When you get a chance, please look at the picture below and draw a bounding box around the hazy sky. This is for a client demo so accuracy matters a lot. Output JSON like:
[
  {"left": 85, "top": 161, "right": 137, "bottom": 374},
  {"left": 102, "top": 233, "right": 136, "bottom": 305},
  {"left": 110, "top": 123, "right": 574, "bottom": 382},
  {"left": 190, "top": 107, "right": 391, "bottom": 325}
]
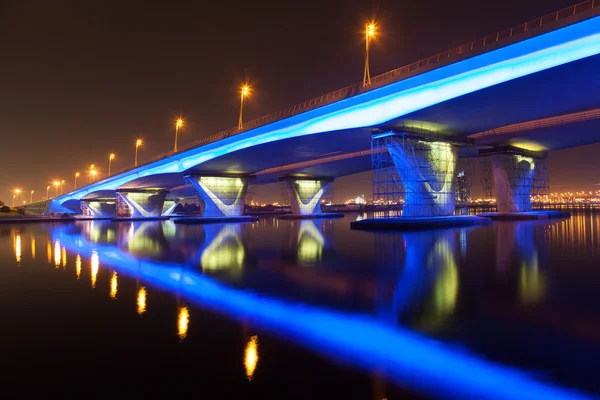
[{"left": 1, "top": 0, "right": 596, "bottom": 205}]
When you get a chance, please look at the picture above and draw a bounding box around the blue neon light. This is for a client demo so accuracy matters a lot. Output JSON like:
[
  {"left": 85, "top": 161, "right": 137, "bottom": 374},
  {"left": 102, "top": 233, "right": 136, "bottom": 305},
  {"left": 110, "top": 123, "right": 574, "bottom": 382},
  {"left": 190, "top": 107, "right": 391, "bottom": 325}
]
[
  {"left": 57, "top": 15, "right": 600, "bottom": 204},
  {"left": 53, "top": 226, "right": 592, "bottom": 400}
]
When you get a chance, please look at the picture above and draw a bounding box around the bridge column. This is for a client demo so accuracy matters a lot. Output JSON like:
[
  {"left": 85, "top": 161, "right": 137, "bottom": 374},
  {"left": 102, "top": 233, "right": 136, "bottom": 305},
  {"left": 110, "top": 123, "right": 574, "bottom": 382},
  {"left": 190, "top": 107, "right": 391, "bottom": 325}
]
[
  {"left": 387, "top": 139, "right": 458, "bottom": 217},
  {"left": 283, "top": 178, "right": 332, "bottom": 215},
  {"left": 186, "top": 175, "right": 250, "bottom": 217},
  {"left": 490, "top": 153, "right": 536, "bottom": 212},
  {"left": 116, "top": 189, "right": 167, "bottom": 218},
  {"left": 81, "top": 199, "right": 117, "bottom": 218}
]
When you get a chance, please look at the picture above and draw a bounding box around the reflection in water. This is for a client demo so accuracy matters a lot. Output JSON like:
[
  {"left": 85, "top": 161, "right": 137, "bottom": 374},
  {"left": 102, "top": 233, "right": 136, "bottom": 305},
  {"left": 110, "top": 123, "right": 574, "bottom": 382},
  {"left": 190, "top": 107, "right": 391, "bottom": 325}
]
[
  {"left": 54, "top": 240, "right": 61, "bottom": 267},
  {"left": 200, "top": 224, "right": 244, "bottom": 273},
  {"left": 15, "top": 234, "right": 21, "bottom": 263},
  {"left": 110, "top": 271, "right": 118, "bottom": 299},
  {"left": 137, "top": 287, "right": 147, "bottom": 315},
  {"left": 245, "top": 335, "right": 259, "bottom": 381},
  {"left": 50, "top": 223, "right": 592, "bottom": 399},
  {"left": 61, "top": 247, "right": 67, "bottom": 268},
  {"left": 75, "top": 254, "right": 82, "bottom": 279},
  {"left": 296, "top": 220, "right": 325, "bottom": 264},
  {"left": 47, "top": 242, "right": 52, "bottom": 264},
  {"left": 31, "top": 236, "right": 35, "bottom": 260},
  {"left": 91, "top": 251, "right": 99, "bottom": 288},
  {"left": 177, "top": 305, "right": 189, "bottom": 340},
  {"left": 429, "top": 240, "right": 458, "bottom": 317}
]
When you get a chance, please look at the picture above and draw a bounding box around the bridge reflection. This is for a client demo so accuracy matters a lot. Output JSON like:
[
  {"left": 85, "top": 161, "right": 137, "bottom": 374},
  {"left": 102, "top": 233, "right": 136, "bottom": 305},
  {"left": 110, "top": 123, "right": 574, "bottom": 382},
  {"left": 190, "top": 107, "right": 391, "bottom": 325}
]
[{"left": 47, "top": 221, "right": 589, "bottom": 400}]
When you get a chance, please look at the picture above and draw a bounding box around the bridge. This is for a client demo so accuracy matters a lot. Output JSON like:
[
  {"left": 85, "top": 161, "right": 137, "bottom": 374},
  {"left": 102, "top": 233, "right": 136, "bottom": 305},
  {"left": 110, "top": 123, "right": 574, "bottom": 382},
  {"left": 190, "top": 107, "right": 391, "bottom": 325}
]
[{"left": 26, "top": 1, "right": 600, "bottom": 218}]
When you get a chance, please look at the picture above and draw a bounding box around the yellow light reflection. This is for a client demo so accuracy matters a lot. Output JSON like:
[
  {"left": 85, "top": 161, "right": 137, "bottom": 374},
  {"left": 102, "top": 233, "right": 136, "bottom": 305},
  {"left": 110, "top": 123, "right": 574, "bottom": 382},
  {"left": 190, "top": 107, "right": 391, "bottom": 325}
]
[
  {"left": 519, "top": 253, "right": 546, "bottom": 304},
  {"left": 137, "top": 287, "right": 147, "bottom": 315},
  {"left": 15, "top": 234, "right": 21, "bottom": 263},
  {"left": 47, "top": 242, "right": 52, "bottom": 264},
  {"left": 75, "top": 255, "right": 82, "bottom": 279},
  {"left": 110, "top": 271, "right": 118, "bottom": 299},
  {"left": 61, "top": 247, "right": 67, "bottom": 268},
  {"left": 31, "top": 236, "right": 36, "bottom": 259},
  {"left": 245, "top": 335, "right": 259, "bottom": 381},
  {"left": 296, "top": 220, "right": 325, "bottom": 264},
  {"left": 91, "top": 251, "right": 99, "bottom": 288},
  {"left": 54, "top": 240, "right": 61, "bottom": 267},
  {"left": 177, "top": 305, "right": 190, "bottom": 340}
]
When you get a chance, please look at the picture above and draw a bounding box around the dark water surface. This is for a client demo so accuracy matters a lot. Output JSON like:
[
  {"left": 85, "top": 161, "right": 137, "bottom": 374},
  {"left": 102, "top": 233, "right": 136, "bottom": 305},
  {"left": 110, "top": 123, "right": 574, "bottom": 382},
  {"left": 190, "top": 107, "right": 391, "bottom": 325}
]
[{"left": 1, "top": 213, "right": 600, "bottom": 398}]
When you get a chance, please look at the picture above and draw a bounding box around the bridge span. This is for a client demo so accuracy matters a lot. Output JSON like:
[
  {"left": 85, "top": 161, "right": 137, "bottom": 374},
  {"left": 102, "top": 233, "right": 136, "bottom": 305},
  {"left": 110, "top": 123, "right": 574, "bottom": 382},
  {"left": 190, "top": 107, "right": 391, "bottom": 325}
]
[{"left": 26, "top": 2, "right": 600, "bottom": 218}]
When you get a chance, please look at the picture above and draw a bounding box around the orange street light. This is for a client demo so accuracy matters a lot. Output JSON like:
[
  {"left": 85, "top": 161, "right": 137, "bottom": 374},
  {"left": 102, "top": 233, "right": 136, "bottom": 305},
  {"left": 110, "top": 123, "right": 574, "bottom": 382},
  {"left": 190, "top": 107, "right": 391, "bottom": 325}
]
[
  {"left": 135, "top": 139, "right": 143, "bottom": 167},
  {"left": 53, "top": 181, "right": 60, "bottom": 197},
  {"left": 239, "top": 84, "right": 251, "bottom": 129},
  {"left": 74, "top": 172, "right": 80, "bottom": 190},
  {"left": 60, "top": 180, "right": 65, "bottom": 195},
  {"left": 108, "top": 153, "right": 115, "bottom": 176},
  {"left": 46, "top": 185, "right": 50, "bottom": 200},
  {"left": 363, "top": 21, "right": 377, "bottom": 86},
  {"left": 30, "top": 190, "right": 34, "bottom": 203},
  {"left": 174, "top": 118, "right": 184, "bottom": 152}
]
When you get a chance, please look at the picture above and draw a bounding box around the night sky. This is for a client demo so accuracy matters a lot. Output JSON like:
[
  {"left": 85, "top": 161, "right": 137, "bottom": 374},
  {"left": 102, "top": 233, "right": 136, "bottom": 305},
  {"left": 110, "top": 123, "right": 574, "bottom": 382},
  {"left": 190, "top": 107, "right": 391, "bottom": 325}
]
[{"left": 2, "top": 0, "right": 598, "bottom": 205}]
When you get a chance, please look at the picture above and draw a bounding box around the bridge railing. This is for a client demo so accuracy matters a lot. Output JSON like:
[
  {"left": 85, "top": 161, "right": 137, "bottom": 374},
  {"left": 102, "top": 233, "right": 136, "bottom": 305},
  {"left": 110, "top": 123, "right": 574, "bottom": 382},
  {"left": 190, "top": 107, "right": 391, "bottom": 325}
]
[{"left": 107, "top": 0, "right": 598, "bottom": 179}]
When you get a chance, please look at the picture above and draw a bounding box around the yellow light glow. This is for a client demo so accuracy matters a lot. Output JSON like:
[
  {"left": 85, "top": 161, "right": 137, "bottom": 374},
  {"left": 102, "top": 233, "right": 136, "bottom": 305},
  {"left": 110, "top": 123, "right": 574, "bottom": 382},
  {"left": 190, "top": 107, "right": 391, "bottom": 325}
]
[
  {"left": 90, "top": 170, "right": 97, "bottom": 176},
  {"left": 176, "top": 118, "right": 184, "bottom": 129},
  {"left": 136, "top": 138, "right": 143, "bottom": 147},
  {"left": 109, "top": 153, "right": 115, "bottom": 160},
  {"left": 110, "top": 271, "right": 118, "bottom": 299},
  {"left": 178, "top": 305, "right": 190, "bottom": 340},
  {"left": 76, "top": 254, "right": 81, "bottom": 279},
  {"left": 53, "top": 181, "right": 60, "bottom": 187},
  {"left": 47, "top": 242, "right": 52, "bottom": 264},
  {"left": 61, "top": 247, "right": 67, "bottom": 268},
  {"left": 241, "top": 84, "right": 250, "bottom": 97},
  {"left": 54, "top": 240, "right": 61, "bottom": 267},
  {"left": 91, "top": 250, "right": 99, "bottom": 288},
  {"left": 31, "top": 236, "right": 35, "bottom": 259},
  {"left": 15, "top": 234, "right": 21, "bottom": 263},
  {"left": 366, "top": 22, "right": 376, "bottom": 38},
  {"left": 244, "top": 335, "right": 259, "bottom": 381},
  {"left": 137, "top": 287, "right": 147, "bottom": 315},
  {"left": 75, "top": 172, "right": 80, "bottom": 177},
  {"left": 14, "top": 188, "right": 21, "bottom": 194}
]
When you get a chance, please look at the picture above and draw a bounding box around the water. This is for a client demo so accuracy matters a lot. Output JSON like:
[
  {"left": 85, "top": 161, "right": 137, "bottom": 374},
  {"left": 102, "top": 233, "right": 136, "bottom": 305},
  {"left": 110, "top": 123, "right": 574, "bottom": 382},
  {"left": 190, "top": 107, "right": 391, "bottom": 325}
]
[{"left": 1, "top": 213, "right": 600, "bottom": 398}]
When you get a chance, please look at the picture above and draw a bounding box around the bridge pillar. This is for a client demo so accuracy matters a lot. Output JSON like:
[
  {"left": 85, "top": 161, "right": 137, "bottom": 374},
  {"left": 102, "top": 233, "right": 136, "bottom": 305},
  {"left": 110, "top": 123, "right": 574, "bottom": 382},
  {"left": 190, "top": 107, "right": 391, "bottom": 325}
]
[
  {"left": 283, "top": 178, "right": 332, "bottom": 215},
  {"left": 81, "top": 199, "right": 117, "bottom": 218},
  {"left": 186, "top": 175, "right": 250, "bottom": 218},
  {"left": 490, "top": 153, "right": 536, "bottom": 213},
  {"left": 116, "top": 189, "right": 167, "bottom": 218},
  {"left": 387, "top": 139, "right": 458, "bottom": 217},
  {"left": 161, "top": 199, "right": 180, "bottom": 217}
]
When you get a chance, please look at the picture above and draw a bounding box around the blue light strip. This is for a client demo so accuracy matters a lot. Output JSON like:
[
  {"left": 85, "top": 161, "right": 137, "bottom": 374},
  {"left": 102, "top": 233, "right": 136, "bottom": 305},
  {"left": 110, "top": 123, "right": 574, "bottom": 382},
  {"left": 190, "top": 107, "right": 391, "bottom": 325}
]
[
  {"left": 57, "top": 16, "right": 600, "bottom": 204},
  {"left": 53, "top": 227, "right": 592, "bottom": 400}
]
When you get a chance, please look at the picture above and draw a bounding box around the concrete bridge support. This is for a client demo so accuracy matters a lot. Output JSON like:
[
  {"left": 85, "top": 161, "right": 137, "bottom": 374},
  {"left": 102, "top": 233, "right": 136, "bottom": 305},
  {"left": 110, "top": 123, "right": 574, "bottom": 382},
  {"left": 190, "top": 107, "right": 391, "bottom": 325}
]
[
  {"left": 490, "top": 154, "right": 536, "bottom": 213},
  {"left": 116, "top": 190, "right": 167, "bottom": 218},
  {"left": 81, "top": 199, "right": 117, "bottom": 218},
  {"left": 387, "top": 140, "right": 458, "bottom": 217},
  {"left": 284, "top": 178, "right": 332, "bottom": 215},
  {"left": 186, "top": 175, "right": 250, "bottom": 218}
]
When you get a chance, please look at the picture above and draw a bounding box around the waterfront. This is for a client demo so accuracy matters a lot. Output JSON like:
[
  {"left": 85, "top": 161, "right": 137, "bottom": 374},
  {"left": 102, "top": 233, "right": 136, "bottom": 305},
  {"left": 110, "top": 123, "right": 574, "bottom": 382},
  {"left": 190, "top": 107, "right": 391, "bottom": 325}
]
[{"left": 1, "top": 213, "right": 600, "bottom": 398}]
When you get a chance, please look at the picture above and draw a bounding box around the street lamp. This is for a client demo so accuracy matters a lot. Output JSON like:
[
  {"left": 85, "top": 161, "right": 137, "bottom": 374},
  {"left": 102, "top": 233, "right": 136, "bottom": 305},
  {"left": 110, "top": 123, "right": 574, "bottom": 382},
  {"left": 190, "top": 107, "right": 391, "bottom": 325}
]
[
  {"left": 108, "top": 153, "right": 115, "bottom": 177},
  {"left": 13, "top": 189, "right": 21, "bottom": 207},
  {"left": 239, "top": 84, "right": 250, "bottom": 129},
  {"left": 60, "top": 180, "right": 65, "bottom": 195},
  {"left": 74, "top": 172, "right": 80, "bottom": 190},
  {"left": 30, "top": 190, "right": 34, "bottom": 203},
  {"left": 174, "top": 118, "right": 184, "bottom": 152},
  {"left": 135, "top": 139, "right": 143, "bottom": 167},
  {"left": 90, "top": 169, "right": 97, "bottom": 183},
  {"left": 12, "top": 195, "right": 16, "bottom": 207},
  {"left": 46, "top": 185, "right": 50, "bottom": 200},
  {"left": 363, "top": 21, "right": 376, "bottom": 86},
  {"left": 89, "top": 165, "right": 96, "bottom": 183},
  {"left": 53, "top": 181, "right": 60, "bottom": 197}
]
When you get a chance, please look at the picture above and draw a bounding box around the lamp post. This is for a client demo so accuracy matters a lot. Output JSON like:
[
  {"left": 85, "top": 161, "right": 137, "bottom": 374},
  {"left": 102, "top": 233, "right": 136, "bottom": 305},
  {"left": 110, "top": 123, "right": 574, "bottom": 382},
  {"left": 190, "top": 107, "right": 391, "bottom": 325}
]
[
  {"left": 89, "top": 165, "right": 96, "bottom": 184},
  {"left": 46, "top": 185, "right": 50, "bottom": 200},
  {"left": 363, "top": 22, "right": 376, "bottom": 86},
  {"left": 30, "top": 190, "right": 34, "bottom": 204},
  {"left": 174, "top": 118, "right": 184, "bottom": 152},
  {"left": 74, "top": 172, "right": 80, "bottom": 190},
  {"left": 108, "top": 153, "right": 115, "bottom": 176},
  {"left": 53, "top": 181, "right": 60, "bottom": 197},
  {"left": 135, "top": 139, "right": 143, "bottom": 167},
  {"left": 60, "top": 180, "right": 65, "bottom": 195},
  {"left": 90, "top": 169, "right": 97, "bottom": 183},
  {"left": 12, "top": 195, "right": 15, "bottom": 207},
  {"left": 238, "top": 85, "right": 250, "bottom": 129},
  {"left": 13, "top": 189, "right": 21, "bottom": 207}
]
